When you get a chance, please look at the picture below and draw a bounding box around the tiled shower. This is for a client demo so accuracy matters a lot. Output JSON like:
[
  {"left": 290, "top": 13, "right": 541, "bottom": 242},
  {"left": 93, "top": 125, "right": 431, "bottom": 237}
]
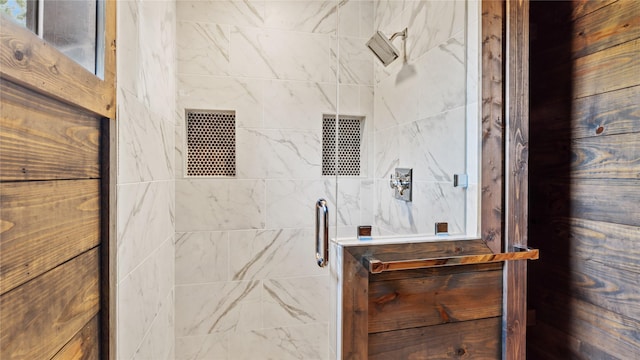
[{"left": 113, "top": 0, "right": 478, "bottom": 359}]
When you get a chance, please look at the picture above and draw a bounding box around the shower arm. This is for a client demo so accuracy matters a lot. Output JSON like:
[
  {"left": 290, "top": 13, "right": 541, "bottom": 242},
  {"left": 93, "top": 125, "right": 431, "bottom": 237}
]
[{"left": 389, "top": 28, "right": 407, "bottom": 42}]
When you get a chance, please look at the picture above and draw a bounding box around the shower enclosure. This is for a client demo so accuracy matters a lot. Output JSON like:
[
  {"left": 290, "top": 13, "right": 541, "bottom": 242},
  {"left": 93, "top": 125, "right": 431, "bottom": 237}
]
[{"left": 174, "top": 0, "right": 482, "bottom": 358}]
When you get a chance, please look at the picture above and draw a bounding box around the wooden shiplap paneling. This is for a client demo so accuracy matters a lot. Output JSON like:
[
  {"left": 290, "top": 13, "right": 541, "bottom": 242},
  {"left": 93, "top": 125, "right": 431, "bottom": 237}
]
[
  {"left": 573, "top": 38, "right": 640, "bottom": 99},
  {"left": 52, "top": 315, "right": 100, "bottom": 360},
  {"left": 0, "top": 79, "right": 100, "bottom": 181},
  {"left": 368, "top": 267, "right": 502, "bottom": 333},
  {"left": 532, "top": 132, "right": 640, "bottom": 179},
  {"left": 528, "top": 0, "right": 640, "bottom": 358},
  {"left": 571, "top": 0, "right": 618, "bottom": 20},
  {"left": 533, "top": 179, "right": 640, "bottom": 226},
  {"left": 530, "top": 85, "right": 640, "bottom": 141},
  {"left": 532, "top": 289, "right": 640, "bottom": 360},
  {"left": 341, "top": 248, "right": 369, "bottom": 360},
  {"left": 368, "top": 317, "right": 501, "bottom": 360},
  {"left": 0, "top": 249, "right": 100, "bottom": 360},
  {"left": 572, "top": 0, "right": 640, "bottom": 58},
  {"left": 0, "top": 179, "right": 100, "bottom": 295}
]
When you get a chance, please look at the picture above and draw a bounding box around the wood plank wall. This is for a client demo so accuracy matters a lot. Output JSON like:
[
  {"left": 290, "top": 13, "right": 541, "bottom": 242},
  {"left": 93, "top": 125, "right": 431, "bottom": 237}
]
[
  {"left": 343, "top": 240, "right": 504, "bottom": 359},
  {"left": 0, "top": 79, "right": 103, "bottom": 359},
  {"left": 528, "top": 0, "right": 640, "bottom": 358}
]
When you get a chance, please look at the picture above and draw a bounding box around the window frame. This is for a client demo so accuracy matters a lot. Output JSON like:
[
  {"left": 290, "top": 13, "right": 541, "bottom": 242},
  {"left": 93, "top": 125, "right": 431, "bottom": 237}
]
[{"left": 0, "top": 0, "right": 116, "bottom": 118}]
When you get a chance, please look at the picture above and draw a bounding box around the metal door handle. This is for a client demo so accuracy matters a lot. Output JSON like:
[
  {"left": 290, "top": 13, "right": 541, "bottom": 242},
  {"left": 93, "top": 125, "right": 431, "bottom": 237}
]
[{"left": 315, "top": 199, "right": 329, "bottom": 267}]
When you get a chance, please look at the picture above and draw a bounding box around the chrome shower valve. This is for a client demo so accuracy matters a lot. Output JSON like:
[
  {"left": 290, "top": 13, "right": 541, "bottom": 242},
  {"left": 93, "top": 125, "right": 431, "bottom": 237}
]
[{"left": 390, "top": 168, "right": 412, "bottom": 201}]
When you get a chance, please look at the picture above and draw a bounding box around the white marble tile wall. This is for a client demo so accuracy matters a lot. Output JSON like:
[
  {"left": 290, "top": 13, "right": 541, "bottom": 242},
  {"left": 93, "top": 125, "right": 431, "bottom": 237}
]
[
  {"left": 117, "top": 1, "right": 177, "bottom": 360},
  {"left": 371, "top": 0, "right": 476, "bottom": 236},
  {"left": 175, "top": 1, "right": 373, "bottom": 359}
]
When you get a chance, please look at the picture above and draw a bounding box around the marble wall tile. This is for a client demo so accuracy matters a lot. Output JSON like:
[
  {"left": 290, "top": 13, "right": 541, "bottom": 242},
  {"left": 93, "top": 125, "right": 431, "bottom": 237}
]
[
  {"left": 117, "top": 0, "right": 176, "bottom": 358},
  {"left": 175, "top": 280, "right": 262, "bottom": 337},
  {"left": 229, "top": 229, "right": 325, "bottom": 281},
  {"left": 339, "top": 36, "right": 374, "bottom": 86},
  {"left": 177, "top": 21, "right": 230, "bottom": 76},
  {"left": 237, "top": 128, "right": 322, "bottom": 179},
  {"left": 265, "top": 0, "right": 337, "bottom": 34},
  {"left": 138, "top": 1, "right": 176, "bottom": 118},
  {"left": 230, "top": 26, "right": 336, "bottom": 82},
  {"left": 374, "top": 0, "right": 406, "bottom": 30},
  {"left": 359, "top": 1, "right": 375, "bottom": 38},
  {"left": 176, "top": 231, "right": 229, "bottom": 285},
  {"left": 177, "top": 0, "right": 265, "bottom": 28},
  {"left": 337, "top": 84, "right": 360, "bottom": 115},
  {"left": 176, "top": 179, "right": 266, "bottom": 232},
  {"left": 178, "top": 74, "right": 264, "bottom": 129},
  {"left": 263, "top": 276, "right": 330, "bottom": 327},
  {"left": 133, "top": 290, "right": 175, "bottom": 360},
  {"left": 373, "top": 65, "right": 421, "bottom": 130},
  {"left": 466, "top": 183, "right": 479, "bottom": 236},
  {"left": 228, "top": 324, "right": 328, "bottom": 360},
  {"left": 118, "top": 88, "right": 174, "bottom": 184},
  {"left": 175, "top": 124, "right": 184, "bottom": 178},
  {"left": 404, "top": 0, "right": 465, "bottom": 62},
  {"left": 265, "top": 179, "right": 335, "bottom": 229},
  {"left": 466, "top": 101, "right": 480, "bottom": 184},
  {"left": 334, "top": 178, "right": 363, "bottom": 227},
  {"left": 263, "top": 80, "right": 336, "bottom": 130},
  {"left": 117, "top": 180, "right": 175, "bottom": 280},
  {"left": 373, "top": 125, "right": 400, "bottom": 178},
  {"left": 360, "top": 179, "right": 375, "bottom": 226},
  {"left": 116, "top": 0, "right": 139, "bottom": 96},
  {"left": 337, "top": 0, "right": 360, "bottom": 38},
  {"left": 118, "top": 236, "right": 175, "bottom": 360},
  {"left": 373, "top": 179, "right": 465, "bottom": 235},
  {"left": 176, "top": 333, "right": 229, "bottom": 360},
  {"left": 417, "top": 33, "right": 466, "bottom": 120},
  {"left": 400, "top": 107, "right": 466, "bottom": 183}
]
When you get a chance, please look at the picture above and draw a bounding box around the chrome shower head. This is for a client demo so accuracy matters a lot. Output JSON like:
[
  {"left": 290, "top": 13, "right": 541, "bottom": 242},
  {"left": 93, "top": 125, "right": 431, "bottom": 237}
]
[{"left": 366, "top": 28, "right": 407, "bottom": 66}]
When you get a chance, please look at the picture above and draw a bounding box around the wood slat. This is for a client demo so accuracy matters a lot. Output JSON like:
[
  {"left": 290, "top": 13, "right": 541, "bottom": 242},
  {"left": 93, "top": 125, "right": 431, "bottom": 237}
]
[
  {"left": 52, "top": 315, "right": 100, "bottom": 360},
  {"left": 481, "top": 0, "right": 504, "bottom": 254},
  {"left": 528, "top": 0, "right": 640, "bottom": 358},
  {"left": 505, "top": 0, "right": 530, "bottom": 358},
  {"left": 368, "top": 269, "right": 502, "bottom": 333},
  {"left": 530, "top": 85, "right": 640, "bottom": 140},
  {"left": 0, "top": 248, "right": 100, "bottom": 360},
  {"left": 574, "top": 37, "right": 640, "bottom": 99},
  {"left": 530, "top": 217, "right": 640, "bottom": 274},
  {"left": 572, "top": 0, "right": 640, "bottom": 58},
  {"left": 531, "top": 260, "right": 640, "bottom": 324},
  {"left": 341, "top": 248, "right": 369, "bottom": 359},
  {"left": 0, "top": 79, "right": 101, "bottom": 181},
  {"left": 527, "top": 320, "right": 621, "bottom": 360},
  {"left": 368, "top": 317, "right": 501, "bottom": 360},
  {"left": 364, "top": 249, "right": 538, "bottom": 274},
  {"left": 0, "top": 179, "right": 100, "bottom": 295},
  {"left": 532, "top": 179, "right": 640, "bottom": 227},
  {"left": 530, "top": 289, "right": 640, "bottom": 359},
  {"left": 529, "top": 217, "right": 640, "bottom": 321},
  {"left": 370, "top": 262, "right": 502, "bottom": 282},
  {"left": 571, "top": 0, "right": 618, "bottom": 20},
  {"left": 531, "top": 132, "right": 640, "bottom": 180},
  {"left": 346, "top": 239, "right": 492, "bottom": 263},
  {"left": 0, "top": 15, "right": 115, "bottom": 118}
]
